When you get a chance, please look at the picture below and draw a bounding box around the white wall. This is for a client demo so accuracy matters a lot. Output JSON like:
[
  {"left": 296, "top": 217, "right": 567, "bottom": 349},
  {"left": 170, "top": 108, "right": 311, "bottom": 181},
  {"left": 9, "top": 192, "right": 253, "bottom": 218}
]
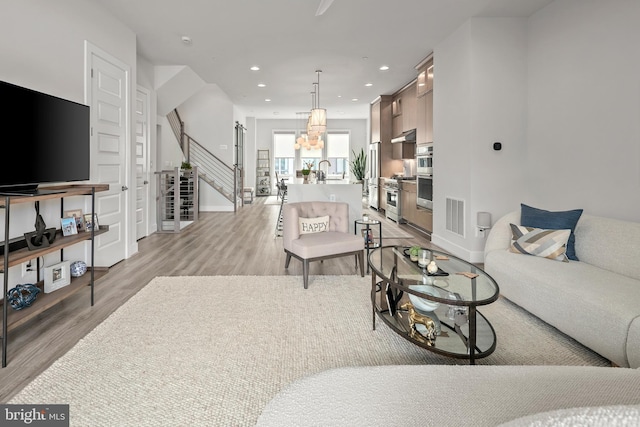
[
  {"left": 526, "top": 0, "right": 640, "bottom": 221},
  {"left": 0, "top": 0, "right": 138, "bottom": 282},
  {"left": 432, "top": 18, "right": 527, "bottom": 262},
  {"left": 433, "top": 0, "right": 640, "bottom": 262},
  {"left": 176, "top": 84, "right": 236, "bottom": 211}
]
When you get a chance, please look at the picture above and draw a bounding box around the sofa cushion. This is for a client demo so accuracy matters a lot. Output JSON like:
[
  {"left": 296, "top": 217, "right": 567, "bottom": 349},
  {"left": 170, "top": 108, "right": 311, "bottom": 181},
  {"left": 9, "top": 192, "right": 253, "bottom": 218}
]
[
  {"left": 520, "top": 203, "right": 583, "bottom": 261},
  {"left": 509, "top": 224, "right": 570, "bottom": 262},
  {"left": 299, "top": 215, "right": 329, "bottom": 234}
]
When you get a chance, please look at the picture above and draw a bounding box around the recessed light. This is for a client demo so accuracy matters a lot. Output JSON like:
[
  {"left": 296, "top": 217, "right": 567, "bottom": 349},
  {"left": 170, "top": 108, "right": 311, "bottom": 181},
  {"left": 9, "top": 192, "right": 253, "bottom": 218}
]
[
  {"left": 258, "top": 83, "right": 266, "bottom": 88},
  {"left": 250, "top": 66, "right": 260, "bottom": 71},
  {"left": 337, "top": 95, "right": 342, "bottom": 98},
  {"left": 265, "top": 98, "right": 271, "bottom": 102},
  {"left": 351, "top": 98, "right": 359, "bottom": 102},
  {"left": 379, "top": 65, "right": 389, "bottom": 71},
  {"left": 181, "top": 36, "right": 192, "bottom": 45},
  {"left": 365, "top": 83, "right": 373, "bottom": 87}
]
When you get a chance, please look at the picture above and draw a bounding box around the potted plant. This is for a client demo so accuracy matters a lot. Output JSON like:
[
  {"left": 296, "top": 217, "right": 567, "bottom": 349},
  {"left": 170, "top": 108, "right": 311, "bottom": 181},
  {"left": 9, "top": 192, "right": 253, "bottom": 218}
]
[
  {"left": 302, "top": 160, "right": 314, "bottom": 183},
  {"left": 409, "top": 245, "right": 421, "bottom": 262},
  {"left": 180, "top": 161, "right": 192, "bottom": 177},
  {"left": 350, "top": 148, "right": 367, "bottom": 183}
]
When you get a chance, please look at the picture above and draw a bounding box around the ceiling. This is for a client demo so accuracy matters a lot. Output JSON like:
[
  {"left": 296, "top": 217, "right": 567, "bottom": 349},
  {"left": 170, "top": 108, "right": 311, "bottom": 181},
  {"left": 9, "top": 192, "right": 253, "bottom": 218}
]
[{"left": 92, "top": 0, "right": 553, "bottom": 120}]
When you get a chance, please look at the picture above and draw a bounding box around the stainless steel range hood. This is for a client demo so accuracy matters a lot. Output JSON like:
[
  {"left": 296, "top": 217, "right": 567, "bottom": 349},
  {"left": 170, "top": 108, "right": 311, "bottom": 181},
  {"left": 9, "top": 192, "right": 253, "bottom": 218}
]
[{"left": 391, "top": 128, "right": 416, "bottom": 143}]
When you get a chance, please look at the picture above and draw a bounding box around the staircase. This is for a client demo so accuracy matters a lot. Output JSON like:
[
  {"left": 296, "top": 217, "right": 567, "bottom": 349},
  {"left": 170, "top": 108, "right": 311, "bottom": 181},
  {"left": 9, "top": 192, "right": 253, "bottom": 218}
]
[{"left": 167, "top": 109, "right": 242, "bottom": 210}]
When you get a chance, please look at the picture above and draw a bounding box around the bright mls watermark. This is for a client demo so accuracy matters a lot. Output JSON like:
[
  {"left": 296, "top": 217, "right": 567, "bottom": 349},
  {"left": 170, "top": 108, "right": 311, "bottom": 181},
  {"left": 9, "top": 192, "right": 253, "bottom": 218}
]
[{"left": 1, "top": 405, "right": 69, "bottom": 426}]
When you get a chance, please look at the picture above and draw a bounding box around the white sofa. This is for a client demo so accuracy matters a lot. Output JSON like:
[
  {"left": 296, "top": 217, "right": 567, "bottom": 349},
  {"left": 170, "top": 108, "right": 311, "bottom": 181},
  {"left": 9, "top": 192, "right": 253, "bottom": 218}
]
[
  {"left": 484, "top": 210, "right": 640, "bottom": 368},
  {"left": 256, "top": 365, "right": 640, "bottom": 426}
]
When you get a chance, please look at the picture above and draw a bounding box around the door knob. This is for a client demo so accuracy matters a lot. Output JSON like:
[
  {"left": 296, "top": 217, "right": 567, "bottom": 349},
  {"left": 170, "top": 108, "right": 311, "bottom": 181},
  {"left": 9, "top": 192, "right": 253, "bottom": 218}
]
[
  {"left": 143, "top": 180, "right": 149, "bottom": 185},
  {"left": 121, "top": 185, "right": 128, "bottom": 191}
]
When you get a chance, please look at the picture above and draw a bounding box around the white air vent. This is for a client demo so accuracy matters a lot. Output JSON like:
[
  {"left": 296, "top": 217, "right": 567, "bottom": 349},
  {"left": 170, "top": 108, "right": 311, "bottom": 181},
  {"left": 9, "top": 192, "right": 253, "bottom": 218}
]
[{"left": 446, "top": 197, "right": 465, "bottom": 237}]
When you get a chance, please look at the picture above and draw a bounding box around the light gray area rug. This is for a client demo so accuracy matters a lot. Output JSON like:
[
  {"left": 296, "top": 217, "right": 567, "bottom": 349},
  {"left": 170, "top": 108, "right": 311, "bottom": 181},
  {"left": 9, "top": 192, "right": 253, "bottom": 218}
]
[{"left": 10, "top": 275, "right": 608, "bottom": 426}]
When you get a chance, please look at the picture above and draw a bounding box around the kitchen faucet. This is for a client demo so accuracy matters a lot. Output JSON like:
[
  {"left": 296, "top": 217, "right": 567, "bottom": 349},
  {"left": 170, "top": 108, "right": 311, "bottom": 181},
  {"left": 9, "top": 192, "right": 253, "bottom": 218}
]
[{"left": 317, "top": 160, "right": 331, "bottom": 182}]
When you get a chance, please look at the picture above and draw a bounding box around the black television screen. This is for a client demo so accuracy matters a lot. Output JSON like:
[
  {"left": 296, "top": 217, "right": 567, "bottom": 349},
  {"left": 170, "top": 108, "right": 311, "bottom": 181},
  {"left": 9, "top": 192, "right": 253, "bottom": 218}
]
[{"left": 0, "top": 80, "right": 90, "bottom": 194}]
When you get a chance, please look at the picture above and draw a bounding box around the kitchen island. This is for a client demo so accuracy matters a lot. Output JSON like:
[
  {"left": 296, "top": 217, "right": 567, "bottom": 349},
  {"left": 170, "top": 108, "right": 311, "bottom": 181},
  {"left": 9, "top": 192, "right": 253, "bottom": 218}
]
[{"left": 286, "top": 179, "right": 363, "bottom": 233}]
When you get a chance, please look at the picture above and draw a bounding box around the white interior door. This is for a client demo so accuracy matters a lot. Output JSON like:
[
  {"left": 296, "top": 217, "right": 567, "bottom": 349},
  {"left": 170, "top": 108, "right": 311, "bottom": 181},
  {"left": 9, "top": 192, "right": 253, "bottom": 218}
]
[
  {"left": 135, "top": 87, "right": 150, "bottom": 240},
  {"left": 85, "top": 42, "right": 129, "bottom": 267}
]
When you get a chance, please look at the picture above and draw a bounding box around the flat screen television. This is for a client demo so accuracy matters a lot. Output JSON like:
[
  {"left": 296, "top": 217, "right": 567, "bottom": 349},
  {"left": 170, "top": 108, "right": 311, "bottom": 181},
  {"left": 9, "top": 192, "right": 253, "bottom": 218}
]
[{"left": 0, "top": 80, "right": 90, "bottom": 195}]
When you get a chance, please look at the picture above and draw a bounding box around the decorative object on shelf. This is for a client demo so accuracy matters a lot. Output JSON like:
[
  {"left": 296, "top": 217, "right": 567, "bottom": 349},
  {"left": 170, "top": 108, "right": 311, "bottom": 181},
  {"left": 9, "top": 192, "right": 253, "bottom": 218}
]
[
  {"left": 427, "top": 260, "right": 438, "bottom": 275},
  {"left": 399, "top": 302, "right": 436, "bottom": 345},
  {"left": 70, "top": 260, "right": 88, "bottom": 278},
  {"left": 418, "top": 249, "right": 429, "bottom": 267},
  {"left": 64, "top": 209, "right": 85, "bottom": 232},
  {"left": 349, "top": 148, "right": 367, "bottom": 183},
  {"left": 84, "top": 213, "right": 100, "bottom": 232},
  {"left": 407, "top": 285, "right": 441, "bottom": 312},
  {"left": 6, "top": 283, "right": 40, "bottom": 311},
  {"left": 60, "top": 217, "right": 78, "bottom": 236},
  {"left": 44, "top": 260, "right": 71, "bottom": 293},
  {"left": 24, "top": 201, "right": 56, "bottom": 250},
  {"left": 409, "top": 246, "right": 420, "bottom": 262}
]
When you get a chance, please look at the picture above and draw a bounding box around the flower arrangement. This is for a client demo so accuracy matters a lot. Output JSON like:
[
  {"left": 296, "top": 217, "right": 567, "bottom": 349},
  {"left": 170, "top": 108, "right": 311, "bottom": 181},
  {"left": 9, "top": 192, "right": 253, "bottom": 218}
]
[{"left": 302, "top": 160, "right": 315, "bottom": 176}]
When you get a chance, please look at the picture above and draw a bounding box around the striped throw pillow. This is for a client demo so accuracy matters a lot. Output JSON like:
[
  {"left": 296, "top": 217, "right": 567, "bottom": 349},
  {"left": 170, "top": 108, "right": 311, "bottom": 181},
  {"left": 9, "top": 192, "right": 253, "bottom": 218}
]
[{"left": 509, "top": 224, "right": 571, "bottom": 262}]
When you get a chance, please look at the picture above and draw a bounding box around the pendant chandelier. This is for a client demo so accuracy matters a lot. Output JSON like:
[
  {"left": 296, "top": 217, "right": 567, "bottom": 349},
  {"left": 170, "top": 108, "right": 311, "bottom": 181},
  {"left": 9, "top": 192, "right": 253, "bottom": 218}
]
[
  {"left": 295, "top": 77, "right": 325, "bottom": 151},
  {"left": 309, "top": 70, "right": 327, "bottom": 134}
]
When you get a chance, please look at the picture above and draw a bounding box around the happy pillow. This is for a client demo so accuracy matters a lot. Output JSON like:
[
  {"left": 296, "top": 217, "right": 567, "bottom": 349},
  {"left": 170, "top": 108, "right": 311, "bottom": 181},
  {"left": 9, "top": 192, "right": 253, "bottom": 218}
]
[
  {"left": 520, "top": 204, "right": 583, "bottom": 261},
  {"left": 509, "top": 223, "right": 570, "bottom": 262},
  {"left": 299, "top": 215, "right": 330, "bottom": 234}
]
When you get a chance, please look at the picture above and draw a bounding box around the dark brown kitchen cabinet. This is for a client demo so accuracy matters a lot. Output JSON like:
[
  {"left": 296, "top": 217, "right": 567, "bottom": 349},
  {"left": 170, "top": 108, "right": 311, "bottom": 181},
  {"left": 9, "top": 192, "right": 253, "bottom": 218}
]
[
  {"left": 392, "top": 142, "right": 415, "bottom": 160},
  {"left": 401, "top": 181, "right": 417, "bottom": 224},
  {"left": 415, "top": 207, "right": 433, "bottom": 233}
]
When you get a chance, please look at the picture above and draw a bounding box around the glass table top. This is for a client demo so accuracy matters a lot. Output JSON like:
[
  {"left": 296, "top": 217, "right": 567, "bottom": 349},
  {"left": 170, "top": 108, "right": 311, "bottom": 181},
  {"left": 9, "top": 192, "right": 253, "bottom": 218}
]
[{"left": 368, "top": 245, "right": 499, "bottom": 306}]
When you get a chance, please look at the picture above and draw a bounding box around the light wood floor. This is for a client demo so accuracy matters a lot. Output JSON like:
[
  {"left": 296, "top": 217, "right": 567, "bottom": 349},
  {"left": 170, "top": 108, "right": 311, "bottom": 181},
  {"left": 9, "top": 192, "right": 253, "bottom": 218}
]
[{"left": 0, "top": 197, "right": 436, "bottom": 401}]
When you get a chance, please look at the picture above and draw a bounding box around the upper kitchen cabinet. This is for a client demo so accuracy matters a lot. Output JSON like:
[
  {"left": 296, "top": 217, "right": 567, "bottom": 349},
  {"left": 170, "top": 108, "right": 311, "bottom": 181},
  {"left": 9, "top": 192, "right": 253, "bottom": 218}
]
[
  {"left": 416, "top": 56, "right": 433, "bottom": 96},
  {"left": 416, "top": 55, "right": 434, "bottom": 145},
  {"left": 370, "top": 95, "right": 392, "bottom": 144},
  {"left": 402, "top": 82, "right": 417, "bottom": 132},
  {"left": 392, "top": 83, "right": 417, "bottom": 136}
]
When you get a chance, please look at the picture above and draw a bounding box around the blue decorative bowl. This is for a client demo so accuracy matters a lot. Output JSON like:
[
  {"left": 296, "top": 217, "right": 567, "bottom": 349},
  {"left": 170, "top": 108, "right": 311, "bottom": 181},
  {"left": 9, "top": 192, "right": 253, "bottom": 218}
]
[
  {"left": 7, "top": 284, "right": 40, "bottom": 310},
  {"left": 70, "top": 261, "right": 87, "bottom": 277}
]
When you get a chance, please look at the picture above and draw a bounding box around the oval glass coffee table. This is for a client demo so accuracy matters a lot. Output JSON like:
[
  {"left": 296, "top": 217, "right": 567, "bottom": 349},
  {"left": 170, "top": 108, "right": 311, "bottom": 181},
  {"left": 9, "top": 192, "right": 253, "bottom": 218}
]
[{"left": 368, "top": 245, "right": 500, "bottom": 364}]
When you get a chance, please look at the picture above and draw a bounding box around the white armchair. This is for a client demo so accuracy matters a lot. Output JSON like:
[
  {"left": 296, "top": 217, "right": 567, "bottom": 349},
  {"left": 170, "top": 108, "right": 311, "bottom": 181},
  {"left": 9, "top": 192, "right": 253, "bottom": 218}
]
[{"left": 283, "top": 201, "right": 364, "bottom": 289}]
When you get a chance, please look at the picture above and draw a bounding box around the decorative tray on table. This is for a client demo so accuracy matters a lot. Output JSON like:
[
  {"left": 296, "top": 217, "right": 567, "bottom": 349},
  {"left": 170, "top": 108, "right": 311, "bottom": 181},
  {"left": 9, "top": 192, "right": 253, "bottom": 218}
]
[{"left": 402, "top": 248, "right": 450, "bottom": 276}]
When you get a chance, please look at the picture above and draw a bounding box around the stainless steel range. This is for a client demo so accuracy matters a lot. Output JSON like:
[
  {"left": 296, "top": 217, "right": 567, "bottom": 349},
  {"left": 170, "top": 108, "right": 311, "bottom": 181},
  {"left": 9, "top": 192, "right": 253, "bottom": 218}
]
[{"left": 383, "top": 176, "right": 405, "bottom": 223}]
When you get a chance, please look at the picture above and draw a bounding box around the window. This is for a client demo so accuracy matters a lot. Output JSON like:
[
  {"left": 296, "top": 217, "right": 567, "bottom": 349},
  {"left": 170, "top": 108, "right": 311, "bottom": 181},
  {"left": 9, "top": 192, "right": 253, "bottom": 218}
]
[
  {"left": 272, "top": 130, "right": 351, "bottom": 180},
  {"left": 326, "top": 132, "right": 350, "bottom": 178},
  {"left": 273, "top": 132, "right": 295, "bottom": 180}
]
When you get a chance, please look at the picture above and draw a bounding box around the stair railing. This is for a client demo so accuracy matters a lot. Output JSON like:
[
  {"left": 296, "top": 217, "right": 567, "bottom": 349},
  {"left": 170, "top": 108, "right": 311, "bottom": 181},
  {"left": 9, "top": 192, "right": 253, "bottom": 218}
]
[{"left": 167, "top": 109, "right": 239, "bottom": 212}]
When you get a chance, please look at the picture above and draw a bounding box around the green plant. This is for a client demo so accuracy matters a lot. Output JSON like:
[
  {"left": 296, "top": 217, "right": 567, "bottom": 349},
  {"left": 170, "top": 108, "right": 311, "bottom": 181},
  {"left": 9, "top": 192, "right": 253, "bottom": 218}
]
[
  {"left": 181, "top": 161, "right": 192, "bottom": 170},
  {"left": 302, "top": 160, "right": 315, "bottom": 175},
  {"left": 350, "top": 148, "right": 367, "bottom": 181},
  {"left": 409, "top": 246, "right": 421, "bottom": 256}
]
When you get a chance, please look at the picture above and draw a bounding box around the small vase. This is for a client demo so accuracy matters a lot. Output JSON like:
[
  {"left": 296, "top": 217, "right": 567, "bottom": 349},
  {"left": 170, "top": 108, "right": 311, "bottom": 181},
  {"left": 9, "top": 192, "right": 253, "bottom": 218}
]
[{"left": 303, "top": 174, "right": 309, "bottom": 184}]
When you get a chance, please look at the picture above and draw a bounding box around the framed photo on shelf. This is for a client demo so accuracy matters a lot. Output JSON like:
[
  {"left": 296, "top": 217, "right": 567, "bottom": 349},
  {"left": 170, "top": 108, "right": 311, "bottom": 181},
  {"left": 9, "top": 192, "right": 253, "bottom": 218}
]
[
  {"left": 44, "top": 260, "right": 71, "bottom": 293},
  {"left": 60, "top": 217, "right": 78, "bottom": 236},
  {"left": 64, "top": 209, "right": 85, "bottom": 232},
  {"left": 84, "top": 213, "right": 100, "bottom": 232}
]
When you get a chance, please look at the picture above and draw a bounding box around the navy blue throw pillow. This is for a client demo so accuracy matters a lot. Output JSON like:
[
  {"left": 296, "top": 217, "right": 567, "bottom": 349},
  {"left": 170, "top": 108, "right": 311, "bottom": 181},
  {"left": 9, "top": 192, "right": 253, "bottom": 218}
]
[{"left": 520, "top": 204, "right": 583, "bottom": 261}]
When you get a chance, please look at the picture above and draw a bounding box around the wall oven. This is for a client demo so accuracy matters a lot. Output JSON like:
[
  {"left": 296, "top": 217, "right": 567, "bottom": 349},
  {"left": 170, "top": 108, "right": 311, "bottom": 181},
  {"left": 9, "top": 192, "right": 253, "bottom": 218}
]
[
  {"left": 416, "top": 143, "right": 433, "bottom": 175},
  {"left": 417, "top": 175, "right": 433, "bottom": 210}
]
